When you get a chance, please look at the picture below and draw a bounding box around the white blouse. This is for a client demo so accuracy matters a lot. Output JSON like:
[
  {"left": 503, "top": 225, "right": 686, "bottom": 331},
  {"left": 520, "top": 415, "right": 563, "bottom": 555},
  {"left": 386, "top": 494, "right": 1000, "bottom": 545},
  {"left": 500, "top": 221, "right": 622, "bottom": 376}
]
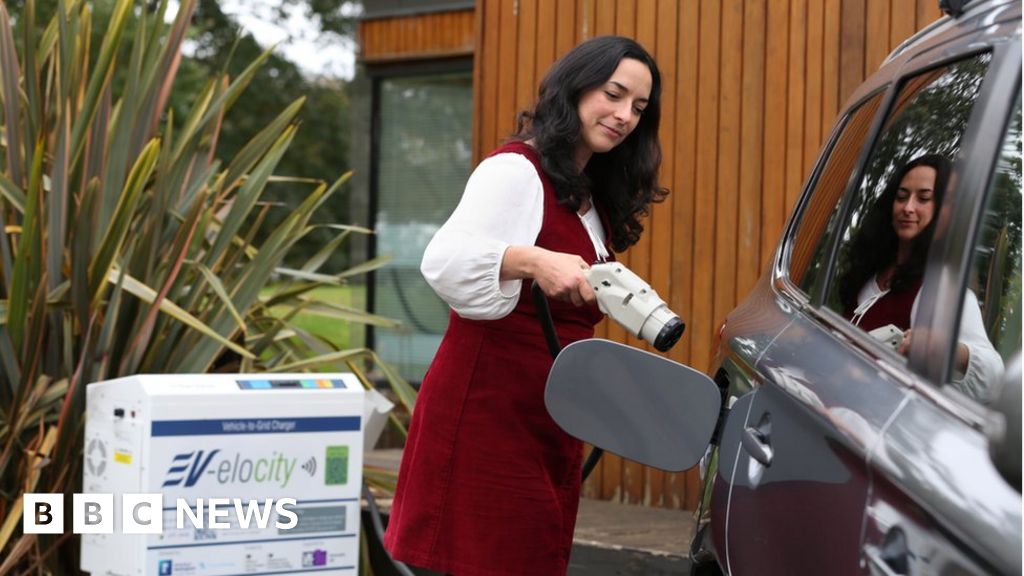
[
  {"left": 854, "top": 276, "right": 1003, "bottom": 402},
  {"left": 421, "top": 152, "right": 608, "bottom": 320}
]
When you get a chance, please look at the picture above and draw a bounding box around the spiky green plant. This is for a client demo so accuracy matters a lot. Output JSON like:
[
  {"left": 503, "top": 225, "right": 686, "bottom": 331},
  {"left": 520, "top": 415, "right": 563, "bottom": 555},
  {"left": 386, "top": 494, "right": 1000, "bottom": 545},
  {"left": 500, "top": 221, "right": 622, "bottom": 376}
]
[{"left": 0, "top": 0, "right": 416, "bottom": 571}]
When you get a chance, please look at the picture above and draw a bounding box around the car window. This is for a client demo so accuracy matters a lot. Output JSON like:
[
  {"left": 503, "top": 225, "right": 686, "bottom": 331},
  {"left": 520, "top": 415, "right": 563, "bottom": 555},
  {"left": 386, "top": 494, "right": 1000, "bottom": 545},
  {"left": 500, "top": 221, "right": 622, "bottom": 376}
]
[
  {"left": 821, "top": 53, "right": 992, "bottom": 341},
  {"left": 788, "top": 92, "right": 886, "bottom": 297},
  {"left": 949, "top": 102, "right": 1021, "bottom": 403}
]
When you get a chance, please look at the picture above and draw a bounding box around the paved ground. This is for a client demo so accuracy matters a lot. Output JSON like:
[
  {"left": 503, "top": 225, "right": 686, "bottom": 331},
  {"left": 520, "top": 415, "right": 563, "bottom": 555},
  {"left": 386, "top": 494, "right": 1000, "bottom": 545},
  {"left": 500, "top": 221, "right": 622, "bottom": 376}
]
[
  {"left": 366, "top": 449, "right": 695, "bottom": 575},
  {"left": 571, "top": 496, "right": 694, "bottom": 574}
]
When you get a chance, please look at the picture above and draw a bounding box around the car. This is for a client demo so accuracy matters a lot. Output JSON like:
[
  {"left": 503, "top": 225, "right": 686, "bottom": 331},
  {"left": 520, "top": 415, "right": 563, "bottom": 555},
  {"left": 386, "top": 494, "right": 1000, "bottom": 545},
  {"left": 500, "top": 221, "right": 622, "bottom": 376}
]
[
  {"left": 692, "top": 1, "right": 1022, "bottom": 574},
  {"left": 545, "top": 1, "right": 1021, "bottom": 574}
]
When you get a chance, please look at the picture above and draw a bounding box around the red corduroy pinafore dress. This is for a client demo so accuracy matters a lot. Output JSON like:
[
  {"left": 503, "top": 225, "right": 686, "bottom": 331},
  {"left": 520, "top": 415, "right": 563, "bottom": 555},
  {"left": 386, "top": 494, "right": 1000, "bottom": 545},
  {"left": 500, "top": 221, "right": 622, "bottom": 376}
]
[
  {"left": 844, "top": 279, "right": 923, "bottom": 332},
  {"left": 384, "top": 141, "right": 608, "bottom": 576}
]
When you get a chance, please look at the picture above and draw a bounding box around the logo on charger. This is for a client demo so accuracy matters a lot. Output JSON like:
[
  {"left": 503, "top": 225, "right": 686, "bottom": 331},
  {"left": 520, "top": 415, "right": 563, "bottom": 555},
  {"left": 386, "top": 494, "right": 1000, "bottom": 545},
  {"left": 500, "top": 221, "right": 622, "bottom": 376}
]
[
  {"left": 302, "top": 549, "right": 328, "bottom": 567},
  {"left": 161, "top": 449, "right": 299, "bottom": 488},
  {"left": 162, "top": 450, "right": 220, "bottom": 487}
]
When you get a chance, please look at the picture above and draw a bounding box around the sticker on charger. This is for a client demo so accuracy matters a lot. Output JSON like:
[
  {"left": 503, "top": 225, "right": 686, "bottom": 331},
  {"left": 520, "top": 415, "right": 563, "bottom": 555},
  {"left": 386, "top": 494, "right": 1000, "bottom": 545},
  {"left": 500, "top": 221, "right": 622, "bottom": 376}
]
[
  {"left": 151, "top": 417, "right": 360, "bottom": 436},
  {"left": 235, "top": 379, "right": 348, "bottom": 390},
  {"left": 286, "top": 505, "right": 347, "bottom": 534},
  {"left": 325, "top": 446, "right": 349, "bottom": 485}
]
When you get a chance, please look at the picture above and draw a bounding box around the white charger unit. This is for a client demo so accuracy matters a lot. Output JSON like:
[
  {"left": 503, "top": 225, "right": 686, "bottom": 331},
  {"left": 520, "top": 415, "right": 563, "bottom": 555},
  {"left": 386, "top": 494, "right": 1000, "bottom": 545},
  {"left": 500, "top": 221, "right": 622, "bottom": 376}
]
[{"left": 81, "top": 373, "right": 364, "bottom": 576}]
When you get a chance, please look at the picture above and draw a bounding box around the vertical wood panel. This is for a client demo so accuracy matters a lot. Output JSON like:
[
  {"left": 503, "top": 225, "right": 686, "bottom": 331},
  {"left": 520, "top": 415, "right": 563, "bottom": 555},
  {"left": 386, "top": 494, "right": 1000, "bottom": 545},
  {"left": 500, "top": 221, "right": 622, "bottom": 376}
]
[
  {"left": 471, "top": 3, "right": 484, "bottom": 164},
  {"left": 761, "top": 0, "right": 788, "bottom": 270},
  {"left": 840, "top": 0, "right": 867, "bottom": 106},
  {"left": 713, "top": 0, "right": 741, "bottom": 378},
  {"left": 480, "top": 1, "right": 501, "bottom": 156},
  {"left": 600, "top": 0, "right": 638, "bottom": 506},
  {"left": 866, "top": 0, "right": 891, "bottom": 73},
  {"left": 651, "top": 0, "right": 678, "bottom": 358},
  {"left": 615, "top": 0, "right": 635, "bottom": 39},
  {"left": 535, "top": 1, "right": 557, "bottom": 82},
  {"left": 515, "top": 0, "right": 538, "bottom": 121},
  {"left": 785, "top": 0, "right": 806, "bottom": 214},
  {"left": 738, "top": 0, "right": 766, "bottom": 299},
  {"left": 359, "top": 10, "right": 475, "bottom": 62},
  {"left": 665, "top": 0, "right": 700, "bottom": 509},
  {"left": 593, "top": 0, "right": 626, "bottom": 504},
  {"left": 555, "top": 1, "right": 577, "bottom": 58},
  {"left": 618, "top": 0, "right": 657, "bottom": 508},
  {"left": 632, "top": 0, "right": 656, "bottom": 348},
  {"left": 649, "top": 0, "right": 678, "bottom": 509},
  {"left": 596, "top": 0, "right": 617, "bottom": 35},
  {"left": 496, "top": 0, "right": 519, "bottom": 144},
  {"left": 701, "top": 0, "right": 741, "bottom": 511},
  {"left": 578, "top": 0, "right": 596, "bottom": 42},
  {"left": 462, "top": 0, "right": 948, "bottom": 511},
  {"left": 805, "top": 0, "right": 824, "bottom": 175},
  {"left": 691, "top": 0, "right": 720, "bottom": 378},
  {"left": 823, "top": 0, "right": 841, "bottom": 130},
  {"left": 916, "top": 0, "right": 942, "bottom": 29},
  {"left": 407, "top": 15, "right": 416, "bottom": 52},
  {"left": 890, "top": 0, "right": 915, "bottom": 51}
]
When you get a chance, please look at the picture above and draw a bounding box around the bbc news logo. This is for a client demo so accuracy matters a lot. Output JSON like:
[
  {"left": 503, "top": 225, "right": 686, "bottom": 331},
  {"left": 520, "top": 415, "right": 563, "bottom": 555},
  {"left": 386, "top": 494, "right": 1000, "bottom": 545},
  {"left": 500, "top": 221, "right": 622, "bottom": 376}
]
[
  {"left": 162, "top": 449, "right": 301, "bottom": 488},
  {"left": 23, "top": 493, "right": 298, "bottom": 534}
]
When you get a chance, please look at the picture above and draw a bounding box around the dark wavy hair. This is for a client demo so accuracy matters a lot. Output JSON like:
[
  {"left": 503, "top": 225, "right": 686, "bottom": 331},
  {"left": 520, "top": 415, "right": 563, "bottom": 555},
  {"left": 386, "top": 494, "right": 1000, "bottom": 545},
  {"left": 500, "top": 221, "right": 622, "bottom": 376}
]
[
  {"left": 513, "top": 35, "right": 668, "bottom": 252},
  {"left": 839, "top": 153, "right": 952, "bottom": 311}
]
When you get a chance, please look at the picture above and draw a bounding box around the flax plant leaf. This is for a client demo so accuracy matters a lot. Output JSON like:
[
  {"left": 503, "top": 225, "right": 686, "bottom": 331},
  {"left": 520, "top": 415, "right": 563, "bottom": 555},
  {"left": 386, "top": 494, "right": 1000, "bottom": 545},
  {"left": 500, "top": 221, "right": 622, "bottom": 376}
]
[{"left": 0, "top": 4, "right": 412, "bottom": 570}]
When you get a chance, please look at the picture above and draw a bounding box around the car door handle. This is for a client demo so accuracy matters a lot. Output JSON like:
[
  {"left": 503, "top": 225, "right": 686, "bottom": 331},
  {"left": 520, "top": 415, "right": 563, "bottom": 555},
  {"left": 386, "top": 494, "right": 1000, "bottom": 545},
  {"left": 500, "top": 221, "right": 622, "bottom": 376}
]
[
  {"left": 741, "top": 426, "right": 773, "bottom": 466},
  {"left": 863, "top": 528, "right": 909, "bottom": 576}
]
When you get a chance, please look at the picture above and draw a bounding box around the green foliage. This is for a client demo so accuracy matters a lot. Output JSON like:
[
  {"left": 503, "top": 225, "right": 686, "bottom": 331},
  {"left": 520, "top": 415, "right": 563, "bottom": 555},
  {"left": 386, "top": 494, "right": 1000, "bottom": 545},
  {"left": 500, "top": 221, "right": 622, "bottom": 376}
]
[
  {"left": 0, "top": 0, "right": 412, "bottom": 571},
  {"left": 859, "top": 54, "right": 991, "bottom": 211},
  {"left": 187, "top": 0, "right": 353, "bottom": 270}
]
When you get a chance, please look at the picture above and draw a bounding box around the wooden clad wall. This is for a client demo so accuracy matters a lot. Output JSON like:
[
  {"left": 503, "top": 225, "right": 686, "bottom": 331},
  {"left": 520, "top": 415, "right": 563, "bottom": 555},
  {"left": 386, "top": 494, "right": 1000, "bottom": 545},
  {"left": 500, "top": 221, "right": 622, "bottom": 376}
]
[
  {"left": 473, "top": 0, "right": 943, "bottom": 510},
  {"left": 359, "top": 9, "right": 475, "bottom": 63}
]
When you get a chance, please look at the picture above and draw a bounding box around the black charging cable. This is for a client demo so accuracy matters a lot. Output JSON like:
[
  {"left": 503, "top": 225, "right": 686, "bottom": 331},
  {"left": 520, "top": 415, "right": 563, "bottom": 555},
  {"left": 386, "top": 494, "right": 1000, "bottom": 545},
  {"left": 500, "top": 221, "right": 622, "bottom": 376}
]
[
  {"left": 363, "top": 482, "right": 417, "bottom": 576},
  {"left": 532, "top": 282, "right": 604, "bottom": 482}
]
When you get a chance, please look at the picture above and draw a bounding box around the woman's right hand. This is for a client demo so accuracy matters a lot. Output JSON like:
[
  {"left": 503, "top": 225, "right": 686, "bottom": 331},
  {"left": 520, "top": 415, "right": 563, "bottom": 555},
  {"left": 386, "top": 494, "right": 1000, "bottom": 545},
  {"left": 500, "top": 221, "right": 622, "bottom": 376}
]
[{"left": 502, "top": 246, "right": 596, "bottom": 306}]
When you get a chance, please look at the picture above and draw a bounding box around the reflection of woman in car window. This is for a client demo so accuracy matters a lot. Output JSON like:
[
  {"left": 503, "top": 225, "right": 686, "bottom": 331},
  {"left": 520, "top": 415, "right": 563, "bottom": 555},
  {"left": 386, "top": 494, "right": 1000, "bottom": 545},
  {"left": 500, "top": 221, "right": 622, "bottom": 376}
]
[{"left": 839, "top": 154, "right": 1001, "bottom": 401}]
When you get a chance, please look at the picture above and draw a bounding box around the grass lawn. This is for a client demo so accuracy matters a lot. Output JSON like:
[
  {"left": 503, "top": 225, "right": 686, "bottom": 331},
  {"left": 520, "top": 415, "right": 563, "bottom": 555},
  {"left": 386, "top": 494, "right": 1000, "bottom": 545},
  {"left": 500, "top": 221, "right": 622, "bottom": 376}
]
[{"left": 265, "top": 284, "right": 367, "bottom": 349}]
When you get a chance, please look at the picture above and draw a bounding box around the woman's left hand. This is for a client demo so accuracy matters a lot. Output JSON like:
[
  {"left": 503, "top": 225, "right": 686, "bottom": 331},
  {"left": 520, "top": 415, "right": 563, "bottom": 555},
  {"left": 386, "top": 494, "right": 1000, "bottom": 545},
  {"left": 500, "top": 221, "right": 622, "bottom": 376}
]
[
  {"left": 897, "top": 330, "right": 971, "bottom": 375},
  {"left": 897, "top": 329, "right": 913, "bottom": 356}
]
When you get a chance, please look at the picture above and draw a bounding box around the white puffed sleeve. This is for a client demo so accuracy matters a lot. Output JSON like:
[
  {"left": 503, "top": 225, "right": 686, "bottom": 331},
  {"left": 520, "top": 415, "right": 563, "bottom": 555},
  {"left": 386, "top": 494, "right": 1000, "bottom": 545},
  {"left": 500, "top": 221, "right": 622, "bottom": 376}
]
[
  {"left": 420, "top": 153, "right": 544, "bottom": 320},
  {"left": 950, "top": 289, "right": 1004, "bottom": 403}
]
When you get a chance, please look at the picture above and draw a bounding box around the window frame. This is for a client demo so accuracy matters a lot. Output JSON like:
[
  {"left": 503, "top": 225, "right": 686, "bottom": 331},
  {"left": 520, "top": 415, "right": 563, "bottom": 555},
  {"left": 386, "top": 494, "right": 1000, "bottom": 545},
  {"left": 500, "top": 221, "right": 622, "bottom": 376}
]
[
  {"left": 776, "top": 86, "right": 890, "bottom": 306},
  {"left": 813, "top": 49, "right": 996, "bottom": 323},
  {"left": 919, "top": 43, "right": 1023, "bottom": 396},
  {"left": 961, "top": 95, "right": 1022, "bottom": 362},
  {"left": 774, "top": 39, "right": 1017, "bottom": 425},
  {"left": 365, "top": 57, "right": 474, "bottom": 381}
]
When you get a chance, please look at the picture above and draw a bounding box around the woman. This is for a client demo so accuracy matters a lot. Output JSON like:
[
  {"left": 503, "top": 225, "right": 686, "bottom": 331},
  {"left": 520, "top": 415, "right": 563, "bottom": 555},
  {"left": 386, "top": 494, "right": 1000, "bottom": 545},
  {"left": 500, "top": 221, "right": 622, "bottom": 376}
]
[
  {"left": 384, "top": 36, "right": 667, "bottom": 575},
  {"left": 840, "top": 154, "right": 1000, "bottom": 401}
]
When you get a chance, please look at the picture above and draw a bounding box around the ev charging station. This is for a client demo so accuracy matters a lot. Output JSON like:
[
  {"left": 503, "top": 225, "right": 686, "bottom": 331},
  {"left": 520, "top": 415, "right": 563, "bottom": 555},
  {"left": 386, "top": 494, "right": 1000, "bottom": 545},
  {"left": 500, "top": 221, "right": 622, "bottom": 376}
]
[{"left": 81, "top": 373, "right": 374, "bottom": 576}]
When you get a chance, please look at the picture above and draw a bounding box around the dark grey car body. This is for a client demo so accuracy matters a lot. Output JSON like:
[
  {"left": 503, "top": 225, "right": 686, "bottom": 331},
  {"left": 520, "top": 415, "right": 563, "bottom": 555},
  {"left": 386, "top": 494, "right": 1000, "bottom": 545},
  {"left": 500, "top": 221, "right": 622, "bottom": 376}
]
[
  {"left": 702, "top": 2, "right": 1022, "bottom": 575},
  {"left": 543, "top": 2, "right": 1021, "bottom": 573}
]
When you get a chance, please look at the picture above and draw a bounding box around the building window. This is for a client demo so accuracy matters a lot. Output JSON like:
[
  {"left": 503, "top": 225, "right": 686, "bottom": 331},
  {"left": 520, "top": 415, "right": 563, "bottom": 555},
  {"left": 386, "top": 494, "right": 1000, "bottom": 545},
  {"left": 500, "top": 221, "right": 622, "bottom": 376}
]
[{"left": 372, "top": 70, "right": 473, "bottom": 381}]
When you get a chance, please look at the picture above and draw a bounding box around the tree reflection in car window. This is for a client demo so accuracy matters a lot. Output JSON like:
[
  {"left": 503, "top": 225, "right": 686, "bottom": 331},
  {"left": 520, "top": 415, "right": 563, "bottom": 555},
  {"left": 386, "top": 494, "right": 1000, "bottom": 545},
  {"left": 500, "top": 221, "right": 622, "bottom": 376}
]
[
  {"left": 789, "top": 92, "right": 885, "bottom": 297},
  {"left": 823, "top": 54, "right": 991, "bottom": 323},
  {"left": 956, "top": 101, "right": 1022, "bottom": 398},
  {"left": 791, "top": 56, "right": 992, "bottom": 303},
  {"left": 828, "top": 54, "right": 992, "bottom": 306},
  {"left": 862, "top": 55, "right": 991, "bottom": 201}
]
